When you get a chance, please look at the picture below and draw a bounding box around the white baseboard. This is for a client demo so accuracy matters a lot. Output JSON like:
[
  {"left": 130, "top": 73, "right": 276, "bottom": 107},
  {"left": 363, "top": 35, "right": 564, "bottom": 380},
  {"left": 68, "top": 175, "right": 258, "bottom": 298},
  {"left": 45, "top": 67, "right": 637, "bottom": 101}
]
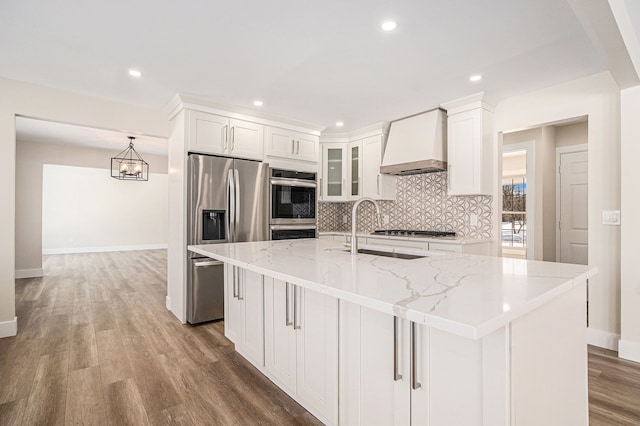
[
  {"left": 15, "top": 268, "right": 44, "bottom": 279},
  {"left": 587, "top": 327, "right": 620, "bottom": 351},
  {"left": 619, "top": 339, "right": 640, "bottom": 363},
  {"left": 166, "top": 295, "right": 171, "bottom": 310},
  {"left": 43, "top": 243, "right": 167, "bottom": 255},
  {"left": 0, "top": 317, "right": 17, "bottom": 338}
]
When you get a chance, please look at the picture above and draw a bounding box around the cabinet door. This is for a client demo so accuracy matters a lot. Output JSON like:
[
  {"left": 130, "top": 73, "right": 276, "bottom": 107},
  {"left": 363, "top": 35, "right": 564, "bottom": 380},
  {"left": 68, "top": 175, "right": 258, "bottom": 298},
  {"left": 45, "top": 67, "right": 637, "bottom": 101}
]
[
  {"left": 296, "top": 287, "right": 339, "bottom": 424},
  {"left": 229, "top": 118, "right": 264, "bottom": 160},
  {"left": 264, "top": 277, "right": 297, "bottom": 393},
  {"left": 349, "top": 141, "right": 362, "bottom": 199},
  {"left": 240, "top": 268, "right": 264, "bottom": 366},
  {"left": 188, "top": 110, "right": 229, "bottom": 155},
  {"left": 360, "top": 308, "right": 411, "bottom": 426},
  {"left": 265, "top": 127, "right": 296, "bottom": 159},
  {"left": 362, "top": 135, "right": 396, "bottom": 200},
  {"left": 224, "top": 264, "right": 243, "bottom": 345},
  {"left": 296, "top": 133, "right": 319, "bottom": 163},
  {"left": 322, "top": 144, "right": 347, "bottom": 201}
]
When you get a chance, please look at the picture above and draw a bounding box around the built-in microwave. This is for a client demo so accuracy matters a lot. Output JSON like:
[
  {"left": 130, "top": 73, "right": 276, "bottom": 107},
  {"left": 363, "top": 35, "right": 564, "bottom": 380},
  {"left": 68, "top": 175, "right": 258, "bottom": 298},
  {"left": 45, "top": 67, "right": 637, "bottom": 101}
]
[{"left": 269, "top": 168, "right": 317, "bottom": 225}]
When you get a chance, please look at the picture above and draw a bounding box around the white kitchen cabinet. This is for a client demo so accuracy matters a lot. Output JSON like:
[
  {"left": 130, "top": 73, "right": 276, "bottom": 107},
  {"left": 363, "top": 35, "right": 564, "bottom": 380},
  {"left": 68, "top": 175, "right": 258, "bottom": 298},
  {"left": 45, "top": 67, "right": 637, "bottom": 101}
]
[
  {"left": 321, "top": 143, "right": 348, "bottom": 201},
  {"left": 224, "top": 264, "right": 264, "bottom": 366},
  {"left": 265, "top": 127, "right": 319, "bottom": 164},
  {"left": 187, "top": 110, "right": 264, "bottom": 160},
  {"left": 349, "top": 141, "right": 362, "bottom": 199},
  {"left": 264, "top": 277, "right": 338, "bottom": 425},
  {"left": 361, "top": 135, "right": 396, "bottom": 200},
  {"left": 445, "top": 103, "right": 493, "bottom": 195},
  {"left": 341, "top": 303, "right": 489, "bottom": 426}
]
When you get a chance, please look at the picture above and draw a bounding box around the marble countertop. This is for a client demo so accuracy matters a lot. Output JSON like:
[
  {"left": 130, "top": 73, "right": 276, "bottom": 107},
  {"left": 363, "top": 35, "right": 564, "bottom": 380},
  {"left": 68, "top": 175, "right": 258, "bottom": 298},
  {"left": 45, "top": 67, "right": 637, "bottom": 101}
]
[
  {"left": 319, "top": 231, "right": 493, "bottom": 245},
  {"left": 189, "top": 239, "right": 596, "bottom": 339}
]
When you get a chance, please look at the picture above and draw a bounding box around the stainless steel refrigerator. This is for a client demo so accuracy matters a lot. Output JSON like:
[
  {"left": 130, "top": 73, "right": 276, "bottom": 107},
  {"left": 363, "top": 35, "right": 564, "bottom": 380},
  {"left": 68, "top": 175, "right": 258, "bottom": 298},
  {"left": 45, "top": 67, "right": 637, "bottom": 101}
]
[{"left": 187, "top": 153, "right": 269, "bottom": 324}]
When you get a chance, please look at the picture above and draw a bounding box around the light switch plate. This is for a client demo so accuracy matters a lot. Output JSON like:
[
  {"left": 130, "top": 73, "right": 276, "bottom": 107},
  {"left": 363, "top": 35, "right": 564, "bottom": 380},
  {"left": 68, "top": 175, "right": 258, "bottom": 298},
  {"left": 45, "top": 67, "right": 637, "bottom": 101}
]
[
  {"left": 602, "top": 210, "right": 621, "bottom": 225},
  {"left": 383, "top": 215, "right": 390, "bottom": 225},
  {"left": 342, "top": 215, "right": 348, "bottom": 224}
]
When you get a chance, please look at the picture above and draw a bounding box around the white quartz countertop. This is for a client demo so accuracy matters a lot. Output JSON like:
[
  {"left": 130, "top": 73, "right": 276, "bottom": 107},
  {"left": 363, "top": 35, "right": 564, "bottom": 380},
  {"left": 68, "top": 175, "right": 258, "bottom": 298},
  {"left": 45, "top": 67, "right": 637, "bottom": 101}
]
[
  {"left": 188, "top": 239, "right": 596, "bottom": 339},
  {"left": 319, "top": 231, "right": 493, "bottom": 245}
]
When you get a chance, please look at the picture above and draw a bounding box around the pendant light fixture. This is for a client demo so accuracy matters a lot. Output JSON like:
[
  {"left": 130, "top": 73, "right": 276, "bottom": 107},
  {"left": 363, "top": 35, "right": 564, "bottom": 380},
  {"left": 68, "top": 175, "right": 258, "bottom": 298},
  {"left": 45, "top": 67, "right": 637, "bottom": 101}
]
[{"left": 111, "top": 136, "right": 149, "bottom": 181}]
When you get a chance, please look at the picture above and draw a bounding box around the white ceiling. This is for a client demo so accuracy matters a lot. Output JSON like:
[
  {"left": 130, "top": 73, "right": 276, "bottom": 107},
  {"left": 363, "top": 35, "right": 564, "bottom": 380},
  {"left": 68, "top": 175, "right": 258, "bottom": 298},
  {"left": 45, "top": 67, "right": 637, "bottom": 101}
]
[
  {"left": 0, "top": 0, "right": 631, "bottom": 133},
  {"left": 15, "top": 117, "right": 168, "bottom": 156}
]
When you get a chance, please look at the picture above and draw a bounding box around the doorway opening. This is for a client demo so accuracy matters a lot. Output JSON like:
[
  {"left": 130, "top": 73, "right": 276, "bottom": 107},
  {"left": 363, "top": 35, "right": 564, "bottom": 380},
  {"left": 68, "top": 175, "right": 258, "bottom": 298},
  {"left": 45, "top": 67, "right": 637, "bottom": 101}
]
[{"left": 502, "top": 147, "right": 531, "bottom": 259}]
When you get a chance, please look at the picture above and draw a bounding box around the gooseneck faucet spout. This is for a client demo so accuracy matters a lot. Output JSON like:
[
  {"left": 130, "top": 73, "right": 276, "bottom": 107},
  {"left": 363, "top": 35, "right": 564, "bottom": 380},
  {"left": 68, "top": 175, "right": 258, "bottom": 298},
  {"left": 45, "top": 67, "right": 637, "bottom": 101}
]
[{"left": 351, "top": 197, "right": 382, "bottom": 255}]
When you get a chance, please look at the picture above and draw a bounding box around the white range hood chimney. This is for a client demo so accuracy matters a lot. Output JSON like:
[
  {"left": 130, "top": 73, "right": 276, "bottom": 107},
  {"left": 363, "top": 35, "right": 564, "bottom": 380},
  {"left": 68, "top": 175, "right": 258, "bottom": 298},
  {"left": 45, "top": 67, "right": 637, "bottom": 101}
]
[{"left": 380, "top": 108, "right": 447, "bottom": 175}]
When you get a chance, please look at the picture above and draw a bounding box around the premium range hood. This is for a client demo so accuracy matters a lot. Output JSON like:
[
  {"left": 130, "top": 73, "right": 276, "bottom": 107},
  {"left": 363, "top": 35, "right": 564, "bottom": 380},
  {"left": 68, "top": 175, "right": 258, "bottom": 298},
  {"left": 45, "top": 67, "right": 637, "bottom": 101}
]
[{"left": 380, "top": 108, "right": 447, "bottom": 175}]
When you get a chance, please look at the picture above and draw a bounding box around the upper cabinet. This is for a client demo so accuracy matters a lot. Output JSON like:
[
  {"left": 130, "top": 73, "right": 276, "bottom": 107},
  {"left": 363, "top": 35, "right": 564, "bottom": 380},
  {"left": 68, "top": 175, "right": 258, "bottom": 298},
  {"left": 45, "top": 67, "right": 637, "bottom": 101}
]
[
  {"left": 265, "top": 127, "right": 319, "bottom": 164},
  {"left": 187, "top": 110, "right": 263, "bottom": 161},
  {"left": 442, "top": 95, "right": 494, "bottom": 196},
  {"left": 319, "top": 127, "right": 396, "bottom": 202}
]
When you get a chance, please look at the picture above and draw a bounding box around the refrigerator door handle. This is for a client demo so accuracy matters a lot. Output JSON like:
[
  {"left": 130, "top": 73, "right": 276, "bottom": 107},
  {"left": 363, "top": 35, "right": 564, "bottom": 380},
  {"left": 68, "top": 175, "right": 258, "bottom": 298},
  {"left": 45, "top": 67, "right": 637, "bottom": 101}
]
[
  {"left": 234, "top": 168, "right": 240, "bottom": 242},
  {"left": 228, "top": 169, "right": 235, "bottom": 242}
]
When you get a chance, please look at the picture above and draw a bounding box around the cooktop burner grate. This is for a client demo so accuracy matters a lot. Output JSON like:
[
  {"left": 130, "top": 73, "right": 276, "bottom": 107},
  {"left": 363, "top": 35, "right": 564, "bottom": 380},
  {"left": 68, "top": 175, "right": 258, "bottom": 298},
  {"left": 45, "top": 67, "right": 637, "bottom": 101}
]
[{"left": 371, "top": 230, "right": 457, "bottom": 237}]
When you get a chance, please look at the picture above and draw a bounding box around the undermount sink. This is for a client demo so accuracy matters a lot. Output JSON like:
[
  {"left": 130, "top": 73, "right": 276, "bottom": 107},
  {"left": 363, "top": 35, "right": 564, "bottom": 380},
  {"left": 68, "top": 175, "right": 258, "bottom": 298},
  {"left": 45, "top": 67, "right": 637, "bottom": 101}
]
[{"left": 324, "top": 247, "right": 426, "bottom": 260}]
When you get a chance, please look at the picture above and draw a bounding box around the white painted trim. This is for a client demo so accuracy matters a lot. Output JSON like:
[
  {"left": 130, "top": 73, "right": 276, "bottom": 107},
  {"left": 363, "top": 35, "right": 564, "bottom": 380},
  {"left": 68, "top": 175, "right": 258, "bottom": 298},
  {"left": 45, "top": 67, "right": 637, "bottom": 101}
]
[
  {"left": 165, "top": 295, "right": 171, "bottom": 311},
  {"left": 618, "top": 339, "right": 640, "bottom": 363},
  {"left": 502, "top": 141, "right": 535, "bottom": 260},
  {"left": 15, "top": 268, "right": 44, "bottom": 279},
  {"left": 555, "top": 144, "right": 588, "bottom": 262},
  {"left": 0, "top": 317, "right": 18, "bottom": 338},
  {"left": 586, "top": 327, "right": 620, "bottom": 350},
  {"left": 43, "top": 243, "right": 167, "bottom": 255}
]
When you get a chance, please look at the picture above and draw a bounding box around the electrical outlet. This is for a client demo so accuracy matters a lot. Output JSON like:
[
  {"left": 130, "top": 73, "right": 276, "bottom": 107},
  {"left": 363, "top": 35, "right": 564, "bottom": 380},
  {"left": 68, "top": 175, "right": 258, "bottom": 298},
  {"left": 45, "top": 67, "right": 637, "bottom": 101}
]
[
  {"left": 383, "top": 215, "right": 390, "bottom": 225},
  {"left": 343, "top": 214, "right": 348, "bottom": 224},
  {"left": 470, "top": 213, "right": 478, "bottom": 227}
]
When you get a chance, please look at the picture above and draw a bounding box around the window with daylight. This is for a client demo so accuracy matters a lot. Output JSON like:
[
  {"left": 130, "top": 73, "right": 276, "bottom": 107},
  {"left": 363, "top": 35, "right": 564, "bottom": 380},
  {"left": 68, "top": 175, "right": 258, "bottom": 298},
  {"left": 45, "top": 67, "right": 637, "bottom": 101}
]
[{"left": 502, "top": 177, "right": 527, "bottom": 248}]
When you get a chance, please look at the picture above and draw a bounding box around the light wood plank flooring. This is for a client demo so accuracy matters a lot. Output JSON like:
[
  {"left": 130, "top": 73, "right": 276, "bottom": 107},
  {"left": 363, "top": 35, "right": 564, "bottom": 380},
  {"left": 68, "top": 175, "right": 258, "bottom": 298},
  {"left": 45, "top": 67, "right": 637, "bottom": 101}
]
[
  {"left": 1, "top": 250, "right": 321, "bottom": 425},
  {"left": 1, "top": 250, "right": 639, "bottom": 425}
]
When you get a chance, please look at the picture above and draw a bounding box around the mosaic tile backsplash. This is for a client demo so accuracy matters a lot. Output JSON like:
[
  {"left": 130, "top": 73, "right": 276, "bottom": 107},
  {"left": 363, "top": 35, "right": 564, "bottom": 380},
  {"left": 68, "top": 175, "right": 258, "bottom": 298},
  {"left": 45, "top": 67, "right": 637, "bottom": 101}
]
[{"left": 318, "top": 172, "right": 493, "bottom": 239}]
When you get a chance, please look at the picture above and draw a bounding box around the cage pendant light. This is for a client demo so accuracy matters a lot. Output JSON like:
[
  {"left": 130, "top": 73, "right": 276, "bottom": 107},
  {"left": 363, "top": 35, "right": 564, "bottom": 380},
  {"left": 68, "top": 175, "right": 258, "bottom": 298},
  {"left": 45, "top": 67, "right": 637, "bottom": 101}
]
[{"left": 111, "top": 136, "right": 149, "bottom": 181}]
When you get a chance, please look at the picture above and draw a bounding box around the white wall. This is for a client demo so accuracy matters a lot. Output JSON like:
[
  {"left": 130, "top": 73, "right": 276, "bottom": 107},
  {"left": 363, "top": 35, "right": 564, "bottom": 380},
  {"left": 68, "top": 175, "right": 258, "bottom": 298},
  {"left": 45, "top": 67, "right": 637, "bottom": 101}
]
[
  {"left": 494, "top": 72, "right": 621, "bottom": 349},
  {"left": 620, "top": 85, "right": 640, "bottom": 362},
  {"left": 16, "top": 140, "right": 168, "bottom": 275},
  {"left": 0, "top": 76, "right": 169, "bottom": 337},
  {"left": 42, "top": 164, "right": 167, "bottom": 254},
  {"left": 556, "top": 121, "right": 588, "bottom": 147}
]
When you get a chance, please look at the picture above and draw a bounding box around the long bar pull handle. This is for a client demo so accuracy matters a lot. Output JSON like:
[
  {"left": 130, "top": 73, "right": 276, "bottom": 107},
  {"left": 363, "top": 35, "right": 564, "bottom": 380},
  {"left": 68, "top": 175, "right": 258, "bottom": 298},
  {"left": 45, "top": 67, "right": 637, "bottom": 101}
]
[
  {"left": 228, "top": 169, "right": 235, "bottom": 242},
  {"left": 232, "top": 266, "right": 238, "bottom": 298},
  {"left": 237, "top": 268, "right": 244, "bottom": 300},
  {"left": 293, "top": 286, "right": 301, "bottom": 330},
  {"left": 296, "top": 140, "right": 300, "bottom": 154},
  {"left": 234, "top": 169, "right": 240, "bottom": 242},
  {"left": 194, "top": 260, "right": 223, "bottom": 267},
  {"left": 411, "top": 322, "right": 421, "bottom": 390},
  {"left": 319, "top": 178, "right": 322, "bottom": 197},
  {"left": 223, "top": 125, "right": 228, "bottom": 150},
  {"left": 377, "top": 174, "right": 381, "bottom": 195},
  {"left": 285, "top": 282, "right": 292, "bottom": 327},
  {"left": 394, "top": 317, "right": 402, "bottom": 381},
  {"left": 291, "top": 139, "right": 295, "bottom": 154}
]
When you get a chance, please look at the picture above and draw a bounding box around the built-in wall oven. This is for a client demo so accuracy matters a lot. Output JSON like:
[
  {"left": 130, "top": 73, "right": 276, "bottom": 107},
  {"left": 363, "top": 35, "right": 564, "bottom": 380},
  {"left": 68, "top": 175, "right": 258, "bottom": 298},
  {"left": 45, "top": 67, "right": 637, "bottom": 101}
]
[{"left": 269, "top": 168, "right": 317, "bottom": 239}]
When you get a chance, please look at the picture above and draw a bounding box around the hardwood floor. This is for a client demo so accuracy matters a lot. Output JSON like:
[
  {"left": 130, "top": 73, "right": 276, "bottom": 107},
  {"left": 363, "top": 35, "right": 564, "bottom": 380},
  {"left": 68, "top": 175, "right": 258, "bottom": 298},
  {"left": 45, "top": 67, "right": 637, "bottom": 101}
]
[
  {"left": 1, "top": 251, "right": 321, "bottom": 425},
  {"left": 1, "top": 250, "right": 639, "bottom": 425}
]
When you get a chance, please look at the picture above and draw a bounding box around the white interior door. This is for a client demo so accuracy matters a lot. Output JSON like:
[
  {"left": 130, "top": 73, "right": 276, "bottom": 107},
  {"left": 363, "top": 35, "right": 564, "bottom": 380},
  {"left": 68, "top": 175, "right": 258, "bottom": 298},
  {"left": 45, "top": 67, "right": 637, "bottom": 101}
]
[{"left": 558, "top": 150, "right": 588, "bottom": 265}]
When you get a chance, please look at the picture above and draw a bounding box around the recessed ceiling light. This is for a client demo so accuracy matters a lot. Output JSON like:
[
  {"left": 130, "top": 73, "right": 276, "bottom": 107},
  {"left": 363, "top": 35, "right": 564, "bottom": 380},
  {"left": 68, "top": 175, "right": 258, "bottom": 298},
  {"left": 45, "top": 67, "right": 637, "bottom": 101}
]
[
  {"left": 381, "top": 21, "right": 397, "bottom": 31},
  {"left": 470, "top": 74, "right": 482, "bottom": 82},
  {"left": 336, "top": 122, "right": 344, "bottom": 127},
  {"left": 253, "top": 100, "right": 263, "bottom": 107},
  {"left": 128, "top": 69, "right": 143, "bottom": 78}
]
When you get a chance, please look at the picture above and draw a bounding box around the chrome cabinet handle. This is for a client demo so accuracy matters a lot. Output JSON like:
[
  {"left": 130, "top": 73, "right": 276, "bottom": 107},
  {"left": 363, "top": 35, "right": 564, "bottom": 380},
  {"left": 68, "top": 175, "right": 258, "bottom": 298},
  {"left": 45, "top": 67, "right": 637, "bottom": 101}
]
[
  {"left": 319, "top": 178, "right": 322, "bottom": 197},
  {"left": 377, "top": 174, "right": 381, "bottom": 195},
  {"left": 237, "top": 268, "right": 244, "bottom": 300},
  {"left": 394, "top": 317, "right": 402, "bottom": 381},
  {"left": 296, "top": 140, "right": 300, "bottom": 154},
  {"left": 231, "top": 127, "right": 235, "bottom": 150},
  {"left": 223, "top": 125, "right": 228, "bottom": 149},
  {"left": 285, "top": 282, "right": 292, "bottom": 327},
  {"left": 293, "top": 286, "right": 301, "bottom": 330},
  {"left": 232, "top": 266, "right": 238, "bottom": 298},
  {"left": 194, "top": 260, "right": 223, "bottom": 267},
  {"left": 291, "top": 139, "right": 295, "bottom": 154},
  {"left": 411, "top": 322, "right": 421, "bottom": 390}
]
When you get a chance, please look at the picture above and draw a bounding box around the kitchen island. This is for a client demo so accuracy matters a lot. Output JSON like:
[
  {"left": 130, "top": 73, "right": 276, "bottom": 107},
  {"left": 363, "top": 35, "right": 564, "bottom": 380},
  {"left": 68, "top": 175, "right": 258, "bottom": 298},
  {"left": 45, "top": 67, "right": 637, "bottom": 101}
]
[{"left": 189, "top": 238, "right": 597, "bottom": 426}]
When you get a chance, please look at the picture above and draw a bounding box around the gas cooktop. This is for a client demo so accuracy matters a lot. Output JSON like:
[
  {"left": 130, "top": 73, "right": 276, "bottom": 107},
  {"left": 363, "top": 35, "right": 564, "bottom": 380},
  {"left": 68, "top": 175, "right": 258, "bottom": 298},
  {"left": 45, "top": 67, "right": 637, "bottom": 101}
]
[{"left": 371, "top": 230, "right": 457, "bottom": 238}]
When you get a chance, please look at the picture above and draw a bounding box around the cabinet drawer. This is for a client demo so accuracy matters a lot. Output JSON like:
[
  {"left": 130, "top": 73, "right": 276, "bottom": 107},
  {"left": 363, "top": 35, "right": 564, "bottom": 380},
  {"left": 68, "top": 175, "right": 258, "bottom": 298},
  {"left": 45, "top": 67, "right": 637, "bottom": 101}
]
[
  {"left": 364, "top": 238, "right": 428, "bottom": 251},
  {"left": 428, "top": 242, "right": 462, "bottom": 253}
]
